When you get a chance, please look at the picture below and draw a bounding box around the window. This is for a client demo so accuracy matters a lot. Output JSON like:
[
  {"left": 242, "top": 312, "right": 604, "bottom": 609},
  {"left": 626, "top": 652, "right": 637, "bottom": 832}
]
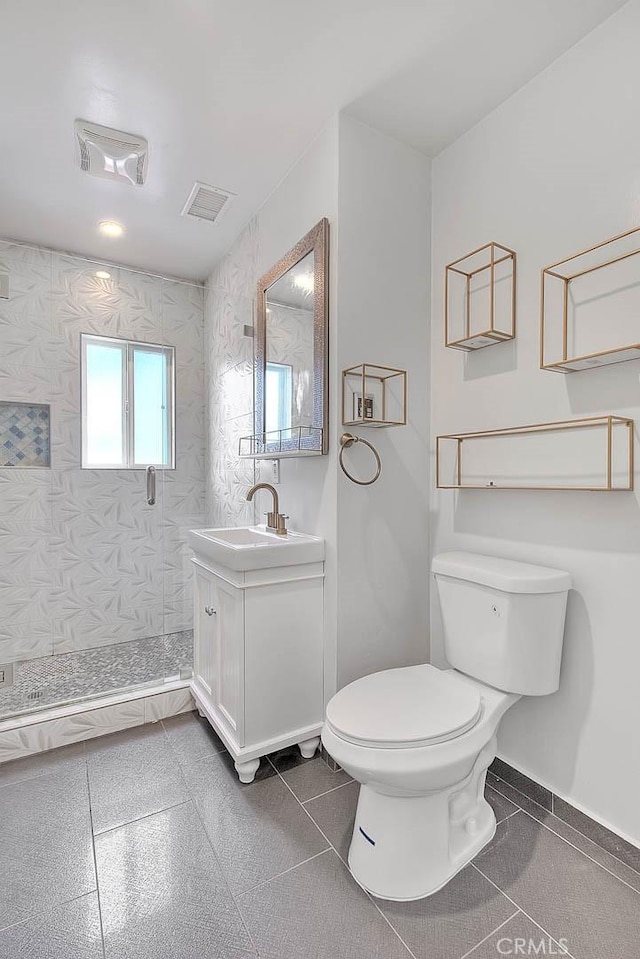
[
  {"left": 265, "top": 362, "right": 292, "bottom": 436},
  {"left": 81, "top": 334, "right": 175, "bottom": 469}
]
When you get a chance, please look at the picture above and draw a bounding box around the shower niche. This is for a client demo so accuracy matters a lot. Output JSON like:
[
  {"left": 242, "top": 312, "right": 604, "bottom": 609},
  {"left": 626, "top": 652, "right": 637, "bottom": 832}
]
[{"left": 0, "top": 402, "right": 51, "bottom": 468}]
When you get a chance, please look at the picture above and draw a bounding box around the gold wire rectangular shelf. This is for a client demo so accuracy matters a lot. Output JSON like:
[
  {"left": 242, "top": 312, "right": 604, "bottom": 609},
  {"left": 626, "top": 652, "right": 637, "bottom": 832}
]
[
  {"left": 541, "top": 226, "right": 640, "bottom": 372},
  {"left": 436, "top": 415, "right": 634, "bottom": 491},
  {"left": 445, "top": 242, "right": 516, "bottom": 351},
  {"left": 341, "top": 364, "right": 407, "bottom": 428}
]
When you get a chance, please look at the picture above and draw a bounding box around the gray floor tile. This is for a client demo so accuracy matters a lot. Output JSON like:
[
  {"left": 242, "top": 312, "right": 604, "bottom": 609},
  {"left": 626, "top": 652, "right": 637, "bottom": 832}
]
[
  {"left": 162, "top": 710, "right": 226, "bottom": 765},
  {"left": 553, "top": 796, "right": 640, "bottom": 874},
  {"left": 86, "top": 723, "right": 190, "bottom": 833},
  {"left": 96, "top": 802, "right": 255, "bottom": 959},
  {"left": 304, "top": 780, "right": 359, "bottom": 862},
  {"left": 0, "top": 893, "right": 103, "bottom": 959},
  {"left": 0, "top": 741, "right": 86, "bottom": 788},
  {"left": 270, "top": 750, "right": 352, "bottom": 803},
  {"left": 475, "top": 809, "right": 640, "bottom": 959},
  {"left": 534, "top": 813, "right": 640, "bottom": 895},
  {"left": 464, "top": 911, "right": 567, "bottom": 959},
  {"left": 489, "top": 758, "right": 552, "bottom": 810},
  {"left": 487, "top": 776, "right": 640, "bottom": 892},
  {"left": 485, "top": 784, "right": 518, "bottom": 824},
  {"left": 378, "top": 864, "right": 516, "bottom": 959},
  {"left": 0, "top": 768, "right": 95, "bottom": 929},
  {"left": 487, "top": 772, "right": 552, "bottom": 821},
  {"left": 182, "top": 751, "right": 329, "bottom": 894},
  {"left": 237, "top": 849, "right": 412, "bottom": 959}
]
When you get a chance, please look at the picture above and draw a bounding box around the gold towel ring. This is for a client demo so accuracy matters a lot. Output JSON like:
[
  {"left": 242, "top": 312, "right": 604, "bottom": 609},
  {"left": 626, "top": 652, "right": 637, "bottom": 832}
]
[{"left": 339, "top": 433, "right": 382, "bottom": 486}]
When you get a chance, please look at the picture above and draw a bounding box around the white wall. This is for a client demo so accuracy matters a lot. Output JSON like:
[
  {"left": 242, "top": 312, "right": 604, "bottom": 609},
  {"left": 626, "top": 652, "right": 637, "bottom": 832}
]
[
  {"left": 430, "top": 0, "right": 640, "bottom": 844},
  {"left": 336, "top": 115, "right": 431, "bottom": 687}
]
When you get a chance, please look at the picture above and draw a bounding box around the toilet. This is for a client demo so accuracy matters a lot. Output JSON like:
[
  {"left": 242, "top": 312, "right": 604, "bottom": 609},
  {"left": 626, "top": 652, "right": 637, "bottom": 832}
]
[{"left": 321, "top": 551, "right": 571, "bottom": 901}]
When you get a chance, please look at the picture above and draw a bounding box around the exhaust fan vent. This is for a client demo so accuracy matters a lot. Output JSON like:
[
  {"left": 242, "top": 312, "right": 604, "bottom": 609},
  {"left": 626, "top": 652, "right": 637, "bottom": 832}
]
[
  {"left": 181, "top": 181, "right": 235, "bottom": 223},
  {"left": 74, "top": 119, "right": 148, "bottom": 186}
]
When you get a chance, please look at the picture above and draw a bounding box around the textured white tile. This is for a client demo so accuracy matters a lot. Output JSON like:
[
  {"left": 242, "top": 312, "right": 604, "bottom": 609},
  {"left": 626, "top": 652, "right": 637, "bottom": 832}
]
[
  {"left": 0, "top": 699, "right": 146, "bottom": 762},
  {"left": 0, "top": 362, "right": 52, "bottom": 404},
  {"left": 0, "top": 240, "right": 205, "bottom": 678},
  {"left": 144, "top": 688, "right": 194, "bottom": 723},
  {"left": 0, "top": 242, "right": 52, "bottom": 315},
  {"left": 0, "top": 532, "right": 51, "bottom": 588},
  {"left": 52, "top": 604, "right": 165, "bottom": 654},
  {"left": 163, "top": 602, "right": 193, "bottom": 635},
  {"left": 0, "top": 621, "right": 53, "bottom": 662},
  {"left": 0, "top": 472, "right": 51, "bottom": 526}
]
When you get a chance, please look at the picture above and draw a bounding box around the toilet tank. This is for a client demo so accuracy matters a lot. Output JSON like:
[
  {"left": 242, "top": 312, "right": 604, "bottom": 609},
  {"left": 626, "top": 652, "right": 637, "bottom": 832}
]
[{"left": 432, "top": 552, "right": 571, "bottom": 696}]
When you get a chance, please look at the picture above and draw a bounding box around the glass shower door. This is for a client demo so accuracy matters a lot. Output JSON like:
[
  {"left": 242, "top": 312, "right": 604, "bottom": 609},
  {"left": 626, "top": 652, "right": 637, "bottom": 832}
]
[{"left": 0, "top": 250, "right": 202, "bottom": 722}]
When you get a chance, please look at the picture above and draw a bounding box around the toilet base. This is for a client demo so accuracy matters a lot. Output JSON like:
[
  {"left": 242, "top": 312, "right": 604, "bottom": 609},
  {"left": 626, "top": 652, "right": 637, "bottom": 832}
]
[{"left": 347, "top": 766, "right": 496, "bottom": 901}]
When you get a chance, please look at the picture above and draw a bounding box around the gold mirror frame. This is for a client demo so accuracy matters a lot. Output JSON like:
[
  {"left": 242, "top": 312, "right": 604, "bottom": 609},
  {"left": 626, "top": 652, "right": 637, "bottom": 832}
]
[{"left": 255, "top": 218, "right": 329, "bottom": 455}]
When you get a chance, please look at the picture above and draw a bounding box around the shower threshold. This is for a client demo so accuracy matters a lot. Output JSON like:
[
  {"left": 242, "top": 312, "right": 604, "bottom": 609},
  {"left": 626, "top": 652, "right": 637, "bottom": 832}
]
[{"left": 0, "top": 630, "right": 193, "bottom": 722}]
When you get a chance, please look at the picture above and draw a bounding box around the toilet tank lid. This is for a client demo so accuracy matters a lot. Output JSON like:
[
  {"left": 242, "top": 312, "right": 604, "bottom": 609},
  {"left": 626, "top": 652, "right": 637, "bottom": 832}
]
[{"left": 432, "top": 551, "right": 571, "bottom": 594}]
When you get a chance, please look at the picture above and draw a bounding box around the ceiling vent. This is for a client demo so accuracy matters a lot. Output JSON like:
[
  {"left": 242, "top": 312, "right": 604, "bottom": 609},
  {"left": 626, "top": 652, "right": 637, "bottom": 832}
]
[
  {"left": 74, "top": 119, "right": 148, "bottom": 186},
  {"left": 181, "top": 181, "right": 235, "bottom": 223}
]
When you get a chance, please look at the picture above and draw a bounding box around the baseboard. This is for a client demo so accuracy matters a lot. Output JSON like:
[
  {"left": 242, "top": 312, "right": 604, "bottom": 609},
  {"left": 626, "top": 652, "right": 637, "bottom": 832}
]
[
  {"left": 0, "top": 681, "right": 194, "bottom": 764},
  {"left": 490, "top": 756, "right": 640, "bottom": 875}
]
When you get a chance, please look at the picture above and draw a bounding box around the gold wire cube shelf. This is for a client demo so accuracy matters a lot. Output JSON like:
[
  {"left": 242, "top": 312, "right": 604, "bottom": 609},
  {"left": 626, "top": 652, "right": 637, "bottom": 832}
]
[
  {"left": 436, "top": 415, "right": 634, "bottom": 491},
  {"left": 541, "top": 226, "right": 640, "bottom": 372},
  {"left": 445, "top": 242, "right": 516, "bottom": 351},
  {"left": 342, "top": 364, "right": 407, "bottom": 428}
]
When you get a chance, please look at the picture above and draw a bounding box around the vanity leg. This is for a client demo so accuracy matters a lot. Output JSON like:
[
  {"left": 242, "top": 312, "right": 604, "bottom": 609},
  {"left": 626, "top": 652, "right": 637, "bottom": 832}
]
[
  {"left": 234, "top": 758, "right": 260, "bottom": 784},
  {"left": 299, "top": 737, "right": 321, "bottom": 760},
  {"left": 196, "top": 707, "right": 205, "bottom": 719}
]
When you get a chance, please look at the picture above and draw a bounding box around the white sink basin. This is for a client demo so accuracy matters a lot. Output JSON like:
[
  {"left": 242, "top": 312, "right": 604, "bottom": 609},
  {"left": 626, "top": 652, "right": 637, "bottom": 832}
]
[{"left": 188, "top": 525, "right": 324, "bottom": 571}]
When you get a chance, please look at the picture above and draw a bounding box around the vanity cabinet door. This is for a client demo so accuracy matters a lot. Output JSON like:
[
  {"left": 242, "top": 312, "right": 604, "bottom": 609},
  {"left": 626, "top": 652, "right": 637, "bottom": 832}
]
[
  {"left": 208, "top": 573, "right": 245, "bottom": 746},
  {"left": 193, "top": 565, "right": 216, "bottom": 706}
]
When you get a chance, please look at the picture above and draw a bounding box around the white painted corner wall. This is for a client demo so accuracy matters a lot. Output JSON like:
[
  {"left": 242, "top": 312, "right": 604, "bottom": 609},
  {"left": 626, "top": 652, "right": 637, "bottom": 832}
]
[
  {"left": 205, "top": 114, "right": 431, "bottom": 706},
  {"left": 336, "top": 115, "right": 431, "bottom": 688},
  {"left": 430, "top": 0, "right": 640, "bottom": 844}
]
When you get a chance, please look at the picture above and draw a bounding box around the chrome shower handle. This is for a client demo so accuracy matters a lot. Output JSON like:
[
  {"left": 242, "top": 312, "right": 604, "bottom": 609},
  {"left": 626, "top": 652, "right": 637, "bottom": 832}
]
[{"left": 146, "top": 466, "right": 156, "bottom": 506}]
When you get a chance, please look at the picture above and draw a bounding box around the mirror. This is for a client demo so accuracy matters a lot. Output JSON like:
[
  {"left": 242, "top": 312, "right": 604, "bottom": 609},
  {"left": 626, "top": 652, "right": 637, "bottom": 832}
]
[{"left": 255, "top": 218, "right": 329, "bottom": 455}]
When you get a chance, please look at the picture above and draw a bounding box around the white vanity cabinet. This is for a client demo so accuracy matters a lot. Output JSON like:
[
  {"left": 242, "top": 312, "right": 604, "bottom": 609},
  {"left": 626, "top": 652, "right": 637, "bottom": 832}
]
[{"left": 190, "top": 546, "right": 324, "bottom": 783}]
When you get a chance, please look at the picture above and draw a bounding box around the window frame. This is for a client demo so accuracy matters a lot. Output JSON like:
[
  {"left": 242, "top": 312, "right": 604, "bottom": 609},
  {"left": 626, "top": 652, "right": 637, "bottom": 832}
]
[{"left": 81, "top": 333, "right": 176, "bottom": 470}]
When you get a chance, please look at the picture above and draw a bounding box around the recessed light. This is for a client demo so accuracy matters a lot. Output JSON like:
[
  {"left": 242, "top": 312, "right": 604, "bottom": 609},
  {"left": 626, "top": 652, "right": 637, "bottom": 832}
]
[
  {"left": 95, "top": 270, "right": 111, "bottom": 280},
  {"left": 98, "top": 220, "right": 124, "bottom": 238}
]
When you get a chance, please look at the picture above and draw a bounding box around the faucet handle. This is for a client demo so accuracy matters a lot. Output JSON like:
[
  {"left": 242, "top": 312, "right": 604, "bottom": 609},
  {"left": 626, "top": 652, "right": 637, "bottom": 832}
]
[{"left": 275, "top": 513, "right": 289, "bottom": 535}]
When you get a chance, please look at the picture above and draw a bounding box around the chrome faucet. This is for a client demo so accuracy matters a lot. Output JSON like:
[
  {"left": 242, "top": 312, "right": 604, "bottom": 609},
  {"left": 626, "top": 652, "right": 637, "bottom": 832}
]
[{"left": 246, "top": 483, "right": 288, "bottom": 535}]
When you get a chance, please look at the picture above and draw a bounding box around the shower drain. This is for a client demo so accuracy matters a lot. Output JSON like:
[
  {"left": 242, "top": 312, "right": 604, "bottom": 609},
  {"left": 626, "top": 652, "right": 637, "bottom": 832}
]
[{"left": 0, "top": 663, "right": 13, "bottom": 688}]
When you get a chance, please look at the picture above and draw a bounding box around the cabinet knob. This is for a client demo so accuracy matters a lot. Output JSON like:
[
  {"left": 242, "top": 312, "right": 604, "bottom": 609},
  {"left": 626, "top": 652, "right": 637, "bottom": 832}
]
[{"left": 204, "top": 606, "right": 217, "bottom": 617}]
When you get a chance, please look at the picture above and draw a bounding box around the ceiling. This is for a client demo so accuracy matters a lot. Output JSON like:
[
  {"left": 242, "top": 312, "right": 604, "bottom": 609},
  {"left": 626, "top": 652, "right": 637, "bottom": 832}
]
[
  {"left": 0, "top": 0, "right": 627, "bottom": 282},
  {"left": 347, "top": 0, "right": 627, "bottom": 156}
]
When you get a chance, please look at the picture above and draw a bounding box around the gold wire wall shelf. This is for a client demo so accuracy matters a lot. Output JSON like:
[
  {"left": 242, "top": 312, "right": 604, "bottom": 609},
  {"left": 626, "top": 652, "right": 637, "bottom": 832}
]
[
  {"left": 541, "top": 226, "right": 640, "bottom": 372},
  {"left": 445, "top": 242, "right": 516, "bottom": 351},
  {"left": 436, "top": 415, "right": 634, "bottom": 491},
  {"left": 342, "top": 364, "right": 407, "bottom": 428},
  {"left": 239, "top": 426, "right": 324, "bottom": 459}
]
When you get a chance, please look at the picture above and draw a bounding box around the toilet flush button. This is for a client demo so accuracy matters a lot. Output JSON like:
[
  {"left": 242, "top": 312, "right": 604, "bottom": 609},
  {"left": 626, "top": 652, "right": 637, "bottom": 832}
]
[{"left": 466, "top": 817, "right": 478, "bottom": 835}]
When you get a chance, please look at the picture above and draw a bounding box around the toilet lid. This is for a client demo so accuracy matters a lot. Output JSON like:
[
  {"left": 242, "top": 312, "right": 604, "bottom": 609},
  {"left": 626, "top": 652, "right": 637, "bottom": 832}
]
[{"left": 325, "top": 665, "right": 482, "bottom": 749}]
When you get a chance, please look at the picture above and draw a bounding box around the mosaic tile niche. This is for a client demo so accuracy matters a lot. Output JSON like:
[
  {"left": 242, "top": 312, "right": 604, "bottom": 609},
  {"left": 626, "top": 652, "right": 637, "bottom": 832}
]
[{"left": 0, "top": 402, "right": 51, "bottom": 468}]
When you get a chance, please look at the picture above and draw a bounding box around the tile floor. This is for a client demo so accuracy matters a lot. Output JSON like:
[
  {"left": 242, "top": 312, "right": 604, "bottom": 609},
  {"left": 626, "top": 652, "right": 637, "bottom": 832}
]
[{"left": 0, "top": 710, "right": 637, "bottom": 959}]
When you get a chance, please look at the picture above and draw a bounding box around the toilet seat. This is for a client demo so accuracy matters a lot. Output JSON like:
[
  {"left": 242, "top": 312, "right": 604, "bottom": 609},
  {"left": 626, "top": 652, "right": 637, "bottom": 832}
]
[{"left": 325, "top": 664, "right": 482, "bottom": 749}]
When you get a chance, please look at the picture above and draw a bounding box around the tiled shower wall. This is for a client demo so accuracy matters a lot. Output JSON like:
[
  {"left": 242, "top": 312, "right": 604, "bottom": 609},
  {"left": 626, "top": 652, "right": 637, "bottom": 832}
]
[
  {"left": 0, "top": 239, "right": 205, "bottom": 675},
  {"left": 204, "top": 219, "right": 258, "bottom": 525}
]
